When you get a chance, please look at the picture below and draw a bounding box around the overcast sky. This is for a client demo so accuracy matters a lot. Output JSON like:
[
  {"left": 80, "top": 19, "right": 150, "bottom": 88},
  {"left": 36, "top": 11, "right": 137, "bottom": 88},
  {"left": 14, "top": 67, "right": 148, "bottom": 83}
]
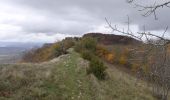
[{"left": 0, "top": 0, "right": 170, "bottom": 43}]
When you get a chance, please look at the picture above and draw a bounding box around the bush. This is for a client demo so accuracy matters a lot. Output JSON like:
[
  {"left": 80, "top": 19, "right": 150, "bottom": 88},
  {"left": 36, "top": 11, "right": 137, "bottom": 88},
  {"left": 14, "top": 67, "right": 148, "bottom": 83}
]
[
  {"left": 63, "top": 37, "right": 75, "bottom": 49},
  {"left": 22, "top": 38, "right": 76, "bottom": 63},
  {"left": 96, "top": 45, "right": 110, "bottom": 57},
  {"left": 119, "top": 55, "right": 127, "bottom": 65},
  {"left": 131, "top": 63, "right": 140, "bottom": 72},
  {"left": 74, "top": 42, "right": 83, "bottom": 53},
  {"left": 105, "top": 53, "right": 115, "bottom": 63},
  {"left": 81, "top": 50, "right": 94, "bottom": 61},
  {"left": 87, "top": 58, "right": 106, "bottom": 80},
  {"left": 81, "top": 37, "right": 97, "bottom": 52},
  {"left": 51, "top": 43, "right": 67, "bottom": 57}
]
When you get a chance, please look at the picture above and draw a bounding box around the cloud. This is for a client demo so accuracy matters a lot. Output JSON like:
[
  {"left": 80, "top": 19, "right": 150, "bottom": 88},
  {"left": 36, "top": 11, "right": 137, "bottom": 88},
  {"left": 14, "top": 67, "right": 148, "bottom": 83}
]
[
  {"left": 0, "top": 32, "right": 77, "bottom": 43},
  {"left": 0, "top": 23, "right": 77, "bottom": 43},
  {"left": 0, "top": 0, "right": 170, "bottom": 43}
]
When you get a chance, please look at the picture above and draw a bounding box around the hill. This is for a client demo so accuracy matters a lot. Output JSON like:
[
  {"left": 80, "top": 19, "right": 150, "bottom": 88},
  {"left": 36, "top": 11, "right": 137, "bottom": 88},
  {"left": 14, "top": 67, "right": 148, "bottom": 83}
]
[
  {"left": 21, "top": 33, "right": 141, "bottom": 63},
  {"left": 0, "top": 48, "right": 156, "bottom": 100},
  {"left": 83, "top": 33, "right": 141, "bottom": 45}
]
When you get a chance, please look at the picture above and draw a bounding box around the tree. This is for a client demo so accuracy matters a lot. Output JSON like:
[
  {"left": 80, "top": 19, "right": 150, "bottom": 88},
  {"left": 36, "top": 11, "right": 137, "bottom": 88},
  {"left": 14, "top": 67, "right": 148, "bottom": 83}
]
[
  {"left": 127, "top": 0, "right": 170, "bottom": 20},
  {"left": 106, "top": 1, "right": 170, "bottom": 99}
]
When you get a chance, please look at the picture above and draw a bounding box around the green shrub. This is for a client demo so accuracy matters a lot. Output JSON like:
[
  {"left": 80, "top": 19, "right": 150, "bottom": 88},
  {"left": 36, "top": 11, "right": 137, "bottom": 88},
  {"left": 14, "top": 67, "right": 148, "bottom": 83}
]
[
  {"left": 74, "top": 42, "right": 83, "bottom": 53},
  {"left": 87, "top": 58, "right": 106, "bottom": 80},
  {"left": 81, "top": 50, "right": 94, "bottom": 61},
  {"left": 81, "top": 37, "right": 97, "bottom": 52}
]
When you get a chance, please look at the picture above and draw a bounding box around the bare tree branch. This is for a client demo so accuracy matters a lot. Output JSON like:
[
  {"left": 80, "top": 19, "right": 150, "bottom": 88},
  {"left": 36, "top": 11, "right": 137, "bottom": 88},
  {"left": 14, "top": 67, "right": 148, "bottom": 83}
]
[
  {"left": 127, "top": 0, "right": 170, "bottom": 20},
  {"left": 106, "top": 16, "right": 170, "bottom": 99},
  {"left": 105, "top": 17, "right": 170, "bottom": 45}
]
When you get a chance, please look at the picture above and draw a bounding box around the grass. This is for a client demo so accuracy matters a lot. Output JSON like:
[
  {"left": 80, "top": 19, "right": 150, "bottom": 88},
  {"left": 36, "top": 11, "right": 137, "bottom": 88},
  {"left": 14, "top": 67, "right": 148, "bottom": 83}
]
[{"left": 0, "top": 48, "right": 157, "bottom": 100}]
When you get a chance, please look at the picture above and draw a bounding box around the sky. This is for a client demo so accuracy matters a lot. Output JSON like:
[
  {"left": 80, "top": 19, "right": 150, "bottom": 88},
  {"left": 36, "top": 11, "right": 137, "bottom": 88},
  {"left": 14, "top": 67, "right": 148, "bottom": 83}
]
[{"left": 0, "top": 0, "right": 170, "bottom": 43}]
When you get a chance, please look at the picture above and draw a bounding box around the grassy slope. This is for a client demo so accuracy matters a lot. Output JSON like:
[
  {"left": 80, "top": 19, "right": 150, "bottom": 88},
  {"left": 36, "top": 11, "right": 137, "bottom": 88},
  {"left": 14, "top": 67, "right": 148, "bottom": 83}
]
[{"left": 0, "top": 49, "right": 156, "bottom": 100}]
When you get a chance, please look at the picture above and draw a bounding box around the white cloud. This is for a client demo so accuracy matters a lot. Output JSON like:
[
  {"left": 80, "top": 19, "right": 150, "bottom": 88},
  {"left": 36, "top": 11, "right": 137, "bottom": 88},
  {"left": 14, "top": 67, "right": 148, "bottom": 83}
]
[
  {"left": 89, "top": 23, "right": 139, "bottom": 35},
  {"left": 0, "top": 32, "right": 78, "bottom": 43},
  {"left": 89, "top": 24, "right": 112, "bottom": 33},
  {"left": 0, "top": 2, "right": 79, "bottom": 43},
  {"left": 0, "top": 23, "right": 78, "bottom": 43},
  {"left": 0, "top": 0, "right": 169, "bottom": 44}
]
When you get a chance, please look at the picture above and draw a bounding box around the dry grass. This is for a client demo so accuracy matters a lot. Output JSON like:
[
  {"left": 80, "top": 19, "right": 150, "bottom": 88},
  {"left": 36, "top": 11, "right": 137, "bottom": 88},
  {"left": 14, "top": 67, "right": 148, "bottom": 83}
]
[{"left": 0, "top": 48, "right": 157, "bottom": 100}]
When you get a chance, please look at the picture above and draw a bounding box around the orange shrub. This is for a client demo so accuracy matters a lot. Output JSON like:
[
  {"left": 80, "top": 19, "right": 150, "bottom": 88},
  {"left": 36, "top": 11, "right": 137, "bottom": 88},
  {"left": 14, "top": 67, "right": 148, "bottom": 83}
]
[
  {"left": 105, "top": 53, "right": 115, "bottom": 63},
  {"left": 119, "top": 55, "right": 127, "bottom": 65},
  {"left": 131, "top": 63, "right": 140, "bottom": 72},
  {"left": 22, "top": 38, "right": 75, "bottom": 63},
  {"left": 96, "top": 45, "right": 109, "bottom": 57}
]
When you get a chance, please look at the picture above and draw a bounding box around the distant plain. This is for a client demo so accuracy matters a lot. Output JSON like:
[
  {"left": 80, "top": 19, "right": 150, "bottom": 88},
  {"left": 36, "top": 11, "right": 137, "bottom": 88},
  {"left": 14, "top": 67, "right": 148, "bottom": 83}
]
[{"left": 0, "top": 47, "right": 26, "bottom": 64}]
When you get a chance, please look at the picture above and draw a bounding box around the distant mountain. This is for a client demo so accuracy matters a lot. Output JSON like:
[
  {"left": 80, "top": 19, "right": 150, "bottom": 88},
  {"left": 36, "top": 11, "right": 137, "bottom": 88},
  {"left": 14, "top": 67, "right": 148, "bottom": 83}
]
[
  {"left": 0, "top": 47, "right": 25, "bottom": 55},
  {"left": 0, "top": 42, "right": 43, "bottom": 49},
  {"left": 83, "top": 33, "right": 141, "bottom": 45},
  {"left": 0, "top": 42, "right": 44, "bottom": 64}
]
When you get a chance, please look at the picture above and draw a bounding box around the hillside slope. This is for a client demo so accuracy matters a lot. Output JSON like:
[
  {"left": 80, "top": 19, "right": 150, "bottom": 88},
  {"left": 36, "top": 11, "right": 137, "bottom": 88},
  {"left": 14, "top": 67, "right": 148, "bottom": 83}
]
[
  {"left": 83, "top": 33, "right": 141, "bottom": 45},
  {"left": 0, "top": 49, "right": 156, "bottom": 100}
]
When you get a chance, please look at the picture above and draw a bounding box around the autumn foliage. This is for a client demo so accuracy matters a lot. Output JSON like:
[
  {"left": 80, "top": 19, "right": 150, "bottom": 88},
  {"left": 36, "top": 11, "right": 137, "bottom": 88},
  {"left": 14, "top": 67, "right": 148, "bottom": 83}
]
[{"left": 22, "top": 37, "right": 76, "bottom": 62}]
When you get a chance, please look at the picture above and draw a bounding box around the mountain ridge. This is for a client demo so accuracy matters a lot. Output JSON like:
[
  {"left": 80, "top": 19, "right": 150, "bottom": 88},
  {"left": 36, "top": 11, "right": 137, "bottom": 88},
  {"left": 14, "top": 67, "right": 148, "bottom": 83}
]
[{"left": 83, "top": 33, "right": 141, "bottom": 45}]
